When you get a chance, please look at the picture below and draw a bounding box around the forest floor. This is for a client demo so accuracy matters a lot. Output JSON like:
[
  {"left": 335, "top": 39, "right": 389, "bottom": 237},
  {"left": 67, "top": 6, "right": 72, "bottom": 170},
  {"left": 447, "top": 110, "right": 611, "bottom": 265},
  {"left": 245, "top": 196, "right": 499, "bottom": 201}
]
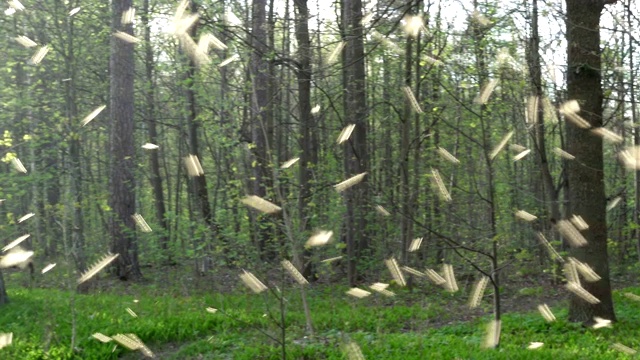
[
  {"left": 91, "top": 264, "right": 571, "bottom": 326},
  {"left": 119, "top": 267, "right": 574, "bottom": 359},
  {"left": 2, "top": 262, "right": 639, "bottom": 359},
  {"left": 100, "top": 263, "right": 627, "bottom": 320}
]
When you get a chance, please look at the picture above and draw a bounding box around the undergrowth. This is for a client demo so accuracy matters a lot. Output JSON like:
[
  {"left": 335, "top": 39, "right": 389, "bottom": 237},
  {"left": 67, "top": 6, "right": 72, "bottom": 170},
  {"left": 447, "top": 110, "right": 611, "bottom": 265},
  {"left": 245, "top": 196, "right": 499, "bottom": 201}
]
[{"left": 0, "top": 284, "right": 639, "bottom": 359}]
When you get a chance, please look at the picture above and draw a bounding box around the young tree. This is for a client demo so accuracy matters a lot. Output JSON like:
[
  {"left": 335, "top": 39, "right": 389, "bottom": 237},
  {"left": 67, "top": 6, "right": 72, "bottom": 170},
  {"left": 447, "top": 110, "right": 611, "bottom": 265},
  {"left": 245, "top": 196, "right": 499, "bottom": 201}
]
[{"left": 565, "top": 0, "right": 617, "bottom": 323}]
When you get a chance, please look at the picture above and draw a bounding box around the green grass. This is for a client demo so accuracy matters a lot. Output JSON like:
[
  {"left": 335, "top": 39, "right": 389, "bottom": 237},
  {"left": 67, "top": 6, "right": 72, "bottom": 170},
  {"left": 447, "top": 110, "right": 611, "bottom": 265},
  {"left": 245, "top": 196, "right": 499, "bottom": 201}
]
[{"left": 1, "top": 284, "right": 639, "bottom": 359}]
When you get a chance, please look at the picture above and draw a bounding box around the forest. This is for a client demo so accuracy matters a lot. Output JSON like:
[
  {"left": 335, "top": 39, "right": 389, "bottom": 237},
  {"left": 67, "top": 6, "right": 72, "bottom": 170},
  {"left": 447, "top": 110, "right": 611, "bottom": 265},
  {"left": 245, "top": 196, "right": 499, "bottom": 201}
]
[{"left": 0, "top": 0, "right": 640, "bottom": 358}]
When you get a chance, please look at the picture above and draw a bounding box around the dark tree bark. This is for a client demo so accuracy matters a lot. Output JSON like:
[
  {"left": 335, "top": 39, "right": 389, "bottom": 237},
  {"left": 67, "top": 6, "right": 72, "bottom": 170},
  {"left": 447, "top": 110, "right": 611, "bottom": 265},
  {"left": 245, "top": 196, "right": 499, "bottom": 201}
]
[
  {"left": 628, "top": 0, "right": 640, "bottom": 260},
  {"left": 294, "top": 0, "right": 317, "bottom": 279},
  {"left": 63, "top": 6, "right": 87, "bottom": 277},
  {"left": 180, "top": 2, "right": 221, "bottom": 271},
  {"left": 526, "top": 0, "right": 565, "bottom": 280},
  {"left": 142, "top": 0, "right": 169, "bottom": 254},
  {"left": 565, "top": 0, "right": 616, "bottom": 323},
  {"left": 400, "top": 0, "right": 416, "bottom": 267},
  {"left": 0, "top": 270, "right": 8, "bottom": 305},
  {"left": 528, "top": 0, "right": 561, "bottom": 227},
  {"left": 43, "top": 149, "right": 61, "bottom": 257},
  {"left": 250, "top": 0, "right": 275, "bottom": 259},
  {"left": 342, "top": 0, "right": 370, "bottom": 286},
  {"left": 471, "top": 0, "right": 501, "bottom": 330},
  {"left": 109, "top": 0, "right": 142, "bottom": 280}
]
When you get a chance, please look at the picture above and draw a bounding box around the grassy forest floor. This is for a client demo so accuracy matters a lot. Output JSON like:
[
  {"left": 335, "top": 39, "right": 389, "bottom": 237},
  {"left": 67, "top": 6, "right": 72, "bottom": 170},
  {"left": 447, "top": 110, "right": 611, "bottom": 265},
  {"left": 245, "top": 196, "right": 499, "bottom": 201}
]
[{"left": 1, "top": 264, "right": 640, "bottom": 359}]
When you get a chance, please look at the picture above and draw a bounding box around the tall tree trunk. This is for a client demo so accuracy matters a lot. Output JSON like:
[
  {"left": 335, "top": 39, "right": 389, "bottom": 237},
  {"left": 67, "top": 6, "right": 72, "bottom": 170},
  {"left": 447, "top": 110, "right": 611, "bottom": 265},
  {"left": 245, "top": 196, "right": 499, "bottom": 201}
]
[
  {"left": 217, "top": 2, "right": 238, "bottom": 262},
  {"left": 527, "top": 0, "right": 563, "bottom": 275},
  {"left": 109, "top": 0, "right": 142, "bottom": 280},
  {"left": 400, "top": 8, "right": 414, "bottom": 266},
  {"left": 44, "top": 147, "right": 61, "bottom": 257},
  {"left": 627, "top": 0, "right": 640, "bottom": 261},
  {"left": 565, "top": 0, "right": 616, "bottom": 324},
  {"left": 251, "top": 0, "right": 274, "bottom": 259},
  {"left": 528, "top": 0, "right": 561, "bottom": 226},
  {"left": 65, "top": 6, "right": 87, "bottom": 277},
  {"left": 142, "top": 0, "right": 169, "bottom": 255},
  {"left": 382, "top": 54, "right": 393, "bottom": 249},
  {"left": 342, "top": 0, "right": 369, "bottom": 285},
  {"left": 294, "top": 0, "right": 316, "bottom": 278},
  {"left": 472, "top": 0, "right": 501, "bottom": 330},
  {"left": 182, "top": 2, "right": 220, "bottom": 271},
  {"left": 614, "top": 22, "right": 627, "bottom": 263}
]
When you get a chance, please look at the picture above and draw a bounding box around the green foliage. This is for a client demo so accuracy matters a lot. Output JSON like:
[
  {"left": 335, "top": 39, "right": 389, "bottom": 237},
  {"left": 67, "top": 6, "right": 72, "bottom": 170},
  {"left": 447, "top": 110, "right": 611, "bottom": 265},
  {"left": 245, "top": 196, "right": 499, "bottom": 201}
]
[
  {"left": 518, "top": 286, "right": 544, "bottom": 296},
  {"left": 1, "top": 287, "right": 640, "bottom": 359}
]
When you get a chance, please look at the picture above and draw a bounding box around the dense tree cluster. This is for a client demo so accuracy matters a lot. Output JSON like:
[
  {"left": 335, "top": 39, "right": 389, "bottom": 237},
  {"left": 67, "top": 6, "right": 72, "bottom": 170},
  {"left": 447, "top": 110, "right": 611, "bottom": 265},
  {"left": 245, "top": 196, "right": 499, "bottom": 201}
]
[{"left": 0, "top": 0, "right": 636, "bottom": 327}]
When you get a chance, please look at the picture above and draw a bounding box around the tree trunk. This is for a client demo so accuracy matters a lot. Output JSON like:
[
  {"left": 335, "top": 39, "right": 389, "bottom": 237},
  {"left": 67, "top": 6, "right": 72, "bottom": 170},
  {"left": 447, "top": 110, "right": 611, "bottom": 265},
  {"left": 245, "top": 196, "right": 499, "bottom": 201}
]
[
  {"left": 250, "top": 0, "right": 275, "bottom": 259},
  {"left": 342, "top": 0, "right": 369, "bottom": 286},
  {"left": 472, "top": 0, "right": 501, "bottom": 331},
  {"left": 400, "top": 11, "right": 414, "bottom": 267},
  {"left": 182, "top": 3, "right": 219, "bottom": 271},
  {"left": 294, "top": 0, "right": 317, "bottom": 279},
  {"left": 43, "top": 147, "right": 61, "bottom": 257},
  {"left": 565, "top": 0, "right": 616, "bottom": 323},
  {"left": 627, "top": 0, "right": 640, "bottom": 261},
  {"left": 142, "top": 0, "right": 169, "bottom": 255},
  {"left": 64, "top": 6, "right": 87, "bottom": 279},
  {"left": 109, "top": 0, "right": 142, "bottom": 280},
  {"left": 0, "top": 270, "right": 8, "bottom": 305},
  {"left": 528, "top": 0, "right": 561, "bottom": 226},
  {"left": 527, "top": 0, "right": 563, "bottom": 275}
]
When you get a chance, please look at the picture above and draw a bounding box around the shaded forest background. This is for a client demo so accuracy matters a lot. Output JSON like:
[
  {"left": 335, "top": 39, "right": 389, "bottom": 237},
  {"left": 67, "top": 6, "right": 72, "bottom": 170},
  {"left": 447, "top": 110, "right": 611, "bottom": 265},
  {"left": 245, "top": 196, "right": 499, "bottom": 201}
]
[{"left": 0, "top": 0, "right": 638, "bottom": 327}]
